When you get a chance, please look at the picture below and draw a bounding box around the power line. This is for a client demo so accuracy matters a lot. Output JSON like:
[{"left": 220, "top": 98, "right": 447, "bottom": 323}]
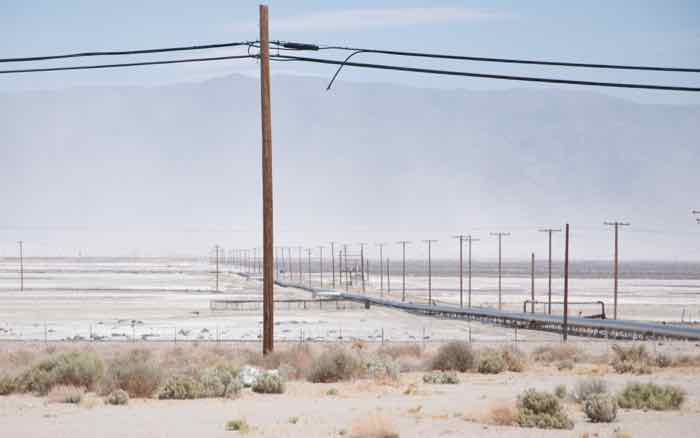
[
  {"left": 0, "top": 41, "right": 255, "bottom": 63},
  {"left": 270, "top": 54, "right": 700, "bottom": 92},
  {"left": 0, "top": 54, "right": 254, "bottom": 75},
  {"left": 310, "top": 44, "right": 700, "bottom": 73}
]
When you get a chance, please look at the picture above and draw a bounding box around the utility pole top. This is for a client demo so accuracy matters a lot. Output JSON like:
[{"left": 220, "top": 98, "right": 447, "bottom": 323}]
[
  {"left": 453, "top": 234, "right": 479, "bottom": 242},
  {"left": 490, "top": 232, "right": 511, "bottom": 237},
  {"left": 538, "top": 228, "right": 562, "bottom": 233},
  {"left": 422, "top": 239, "right": 438, "bottom": 243},
  {"left": 396, "top": 240, "right": 412, "bottom": 244},
  {"left": 604, "top": 221, "right": 631, "bottom": 226}
]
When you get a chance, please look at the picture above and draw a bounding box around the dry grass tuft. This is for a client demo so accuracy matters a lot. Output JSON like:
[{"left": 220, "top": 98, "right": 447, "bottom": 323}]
[
  {"left": 531, "top": 344, "right": 584, "bottom": 364},
  {"left": 486, "top": 401, "right": 519, "bottom": 426},
  {"left": 349, "top": 413, "right": 400, "bottom": 438},
  {"left": 48, "top": 385, "right": 85, "bottom": 404}
]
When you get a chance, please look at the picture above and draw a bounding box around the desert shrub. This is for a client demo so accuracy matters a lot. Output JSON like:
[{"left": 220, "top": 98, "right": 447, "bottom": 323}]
[
  {"left": 366, "top": 357, "right": 401, "bottom": 382},
  {"left": 326, "top": 388, "right": 338, "bottom": 396},
  {"left": 532, "top": 344, "right": 583, "bottom": 363},
  {"left": 422, "top": 371, "right": 460, "bottom": 384},
  {"left": 349, "top": 413, "right": 399, "bottom": 438},
  {"left": 516, "top": 389, "right": 573, "bottom": 430},
  {"left": 616, "top": 382, "right": 685, "bottom": 410},
  {"left": 485, "top": 401, "right": 518, "bottom": 426},
  {"left": 430, "top": 341, "right": 474, "bottom": 372},
  {"left": 672, "top": 353, "right": 700, "bottom": 367},
  {"left": 655, "top": 353, "right": 672, "bottom": 368},
  {"left": 378, "top": 344, "right": 422, "bottom": 359},
  {"left": 48, "top": 385, "right": 84, "bottom": 404},
  {"left": 477, "top": 353, "right": 506, "bottom": 374},
  {"left": 252, "top": 372, "right": 285, "bottom": 394},
  {"left": 19, "top": 351, "right": 103, "bottom": 395},
  {"left": 255, "top": 344, "right": 312, "bottom": 380},
  {"left": 583, "top": 394, "right": 617, "bottom": 422},
  {"left": 225, "top": 419, "right": 250, "bottom": 433},
  {"left": 106, "top": 389, "right": 129, "bottom": 405},
  {"left": 0, "top": 374, "right": 18, "bottom": 395},
  {"left": 158, "top": 375, "right": 203, "bottom": 399},
  {"left": 500, "top": 347, "right": 526, "bottom": 372},
  {"left": 554, "top": 384, "right": 567, "bottom": 399},
  {"left": 573, "top": 378, "right": 608, "bottom": 403},
  {"left": 101, "top": 349, "right": 163, "bottom": 398},
  {"left": 199, "top": 365, "right": 241, "bottom": 398},
  {"left": 611, "top": 344, "right": 652, "bottom": 375},
  {"left": 557, "top": 360, "right": 574, "bottom": 371},
  {"left": 307, "top": 348, "right": 361, "bottom": 383}
]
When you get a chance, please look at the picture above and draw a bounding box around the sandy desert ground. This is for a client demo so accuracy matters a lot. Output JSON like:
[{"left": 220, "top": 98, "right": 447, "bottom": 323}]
[{"left": 1, "top": 342, "right": 700, "bottom": 438}]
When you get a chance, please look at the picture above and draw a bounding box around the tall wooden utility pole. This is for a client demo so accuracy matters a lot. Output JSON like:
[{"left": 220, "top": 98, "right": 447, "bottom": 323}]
[
  {"left": 18, "top": 240, "right": 24, "bottom": 292},
  {"left": 259, "top": 4, "right": 274, "bottom": 355},
  {"left": 490, "top": 232, "right": 510, "bottom": 310},
  {"left": 530, "top": 252, "right": 535, "bottom": 313},
  {"left": 397, "top": 241, "right": 410, "bottom": 301},
  {"left": 539, "top": 228, "right": 561, "bottom": 315},
  {"left": 422, "top": 240, "right": 438, "bottom": 305},
  {"left": 604, "top": 221, "right": 630, "bottom": 320},
  {"left": 563, "top": 223, "right": 570, "bottom": 342}
]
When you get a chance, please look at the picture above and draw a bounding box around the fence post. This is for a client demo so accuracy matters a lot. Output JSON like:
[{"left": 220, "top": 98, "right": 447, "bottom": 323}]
[
  {"left": 44, "top": 322, "right": 47, "bottom": 347},
  {"left": 381, "top": 328, "right": 384, "bottom": 345}
]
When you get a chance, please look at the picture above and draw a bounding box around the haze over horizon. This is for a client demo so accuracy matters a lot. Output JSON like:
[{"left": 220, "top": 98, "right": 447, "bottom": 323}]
[{"left": 2, "top": 73, "right": 699, "bottom": 260}]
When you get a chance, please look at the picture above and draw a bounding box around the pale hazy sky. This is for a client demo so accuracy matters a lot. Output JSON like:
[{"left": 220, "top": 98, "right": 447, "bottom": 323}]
[
  {"left": 1, "top": 1, "right": 699, "bottom": 260},
  {"left": 1, "top": 1, "right": 699, "bottom": 103}
]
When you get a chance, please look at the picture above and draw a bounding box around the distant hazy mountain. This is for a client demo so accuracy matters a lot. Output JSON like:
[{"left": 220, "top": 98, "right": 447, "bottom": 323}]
[{"left": 1, "top": 75, "right": 699, "bottom": 258}]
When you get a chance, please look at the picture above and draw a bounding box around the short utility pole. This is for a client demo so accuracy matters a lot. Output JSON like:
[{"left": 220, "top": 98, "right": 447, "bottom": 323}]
[
  {"left": 538, "top": 228, "right": 561, "bottom": 315},
  {"left": 466, "top": 235, "right": 478, "bottom": 308},
  {"left": 604, "top": 221, "right": 630, "bottom": 320},
  {"left": 376, "top": 243, "right": 386, "bottom": 294},
  {"left": 397, "top": 241, "right": 411, "bottom": 302},
  {"left": 422, "top": 240, "right": 438, "bottom": 305},
  {"left": 490, "top": 232, "right": 510, "bottom": 311},
  {"left": 18, "top": 240, "right": 24, "bottom": 292},
  {"left": 329, "top": 241, "right": 336, "bottom": 288}
]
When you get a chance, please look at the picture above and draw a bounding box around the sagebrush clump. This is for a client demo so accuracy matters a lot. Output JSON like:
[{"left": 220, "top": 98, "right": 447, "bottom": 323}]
[
  {"left": 226, "top": 419, "right": 250, "bottom": 433},
  {"left": 611, "top": 344, "right": 652, "bottom": 375},
  {"left": 19, "top": 351, "right": 103, "bottom": 395},
  {"left": 583, "top": 394, "right": 617, "bottom": 422},
  {"left": 307, "top": 348, "right": 361, "bottom": 383},
  {"left": 500, "top": 347, "right": 527, "bottom": 372},
  {"left": 158, "top": 375, "right": 203, "bottom": 399},
  {"left": 616, "top": 382, "right": 685, "bottom": 410},
  {"left": 430, "top": 341, "right": 475, "bottom": 372},
  {"left": 48, "top": 385, "right": 84, "bottom": 404},
  {"left": 106, "top": 388, "right": 129, "bottom": 405},
  {"left": 422, "top": 371, "right": 460, "bottom": 384},
  {"left": 478, "top": 352, "right": 506, "bottom": 374},
  {"left": 516, "top": 389, "right": 574, "bottom": 430},
  {"left": 573, "top": 378, "right": 608, "bottom": 403},
  {"left": 366, "top": 357, "right": 401, "bottom": 382},
  {"left": 554, "top": 384, "right": 567, "bottom": 399},
  {"left": 100, "top": 349, "right": 163, "bottom": 398},
  {"left": 199, "top": 364, "right": 241, "bottom": 398},
  {"left": 252, "top": 372, "right": 285, "bottom": 394},
  {"left": 0, "top": 374, "right": 17, "bottom": 395}
]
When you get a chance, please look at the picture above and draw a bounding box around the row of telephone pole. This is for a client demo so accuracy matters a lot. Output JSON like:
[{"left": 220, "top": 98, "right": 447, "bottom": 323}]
[{"left": 229, "top": 220, "right": 631, "bottom": 319}]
